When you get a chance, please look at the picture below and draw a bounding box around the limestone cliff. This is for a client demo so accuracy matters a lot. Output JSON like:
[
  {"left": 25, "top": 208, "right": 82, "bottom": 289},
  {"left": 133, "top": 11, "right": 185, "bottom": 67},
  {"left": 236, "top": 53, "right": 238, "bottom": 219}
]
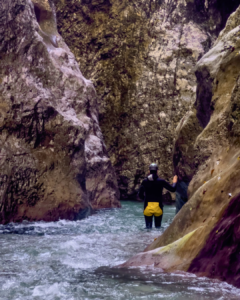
[
  {"left": 0, "top": 0, "right": 120, "bottom": 224},
  {"left": 122, "top": 5, "right": 240, "bottom": 288},
  {"left": 54, "top": 0, "right": 239, "bottom": 198}
]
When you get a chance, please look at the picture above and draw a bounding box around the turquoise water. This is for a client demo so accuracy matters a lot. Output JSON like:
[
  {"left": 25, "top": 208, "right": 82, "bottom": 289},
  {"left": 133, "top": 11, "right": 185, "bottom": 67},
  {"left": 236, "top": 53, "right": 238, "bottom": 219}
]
[{"left": 0, "top": 201, "right": 239, "bottom": 299}]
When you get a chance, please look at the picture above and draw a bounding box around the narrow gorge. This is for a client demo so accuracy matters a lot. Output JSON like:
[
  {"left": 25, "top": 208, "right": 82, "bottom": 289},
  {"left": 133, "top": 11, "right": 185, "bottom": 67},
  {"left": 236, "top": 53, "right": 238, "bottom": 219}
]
[
  {"left": 54, "top": 0, "right": 239, "bottom": 199},
  {"left": 122, "top": 2, "right": 240, "bottom": 289},
  {"left": 1, "top": 0, "right": 240, "bottom": 298}
]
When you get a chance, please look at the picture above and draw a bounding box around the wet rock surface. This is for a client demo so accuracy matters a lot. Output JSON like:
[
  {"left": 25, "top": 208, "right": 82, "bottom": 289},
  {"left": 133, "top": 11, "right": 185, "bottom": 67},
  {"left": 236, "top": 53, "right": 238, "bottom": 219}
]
[
  {"left": 189, "top": 193, "right": 240, "bottom": 287},
  {"left": 0, "top": 0, "right": 120, "bottom": 224},
  {"left": 54, "top": 0, "right": 239, "bottom": 199},
  {"left": 123, "top": 4, "right": 240, "bottom": 288}
]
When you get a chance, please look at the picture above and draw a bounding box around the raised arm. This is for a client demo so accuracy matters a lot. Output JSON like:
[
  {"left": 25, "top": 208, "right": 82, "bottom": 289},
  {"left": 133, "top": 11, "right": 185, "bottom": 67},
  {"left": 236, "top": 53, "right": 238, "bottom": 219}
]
[{"left": 162, "top": 175, "right": 178, "bottom": 192}]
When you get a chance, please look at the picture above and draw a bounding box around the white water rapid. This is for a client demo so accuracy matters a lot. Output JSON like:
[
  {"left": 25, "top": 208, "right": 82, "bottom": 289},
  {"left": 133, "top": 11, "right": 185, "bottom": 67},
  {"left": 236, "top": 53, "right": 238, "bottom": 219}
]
[{"left": 0, "top": 202, "right": 239, "bottom": 299}]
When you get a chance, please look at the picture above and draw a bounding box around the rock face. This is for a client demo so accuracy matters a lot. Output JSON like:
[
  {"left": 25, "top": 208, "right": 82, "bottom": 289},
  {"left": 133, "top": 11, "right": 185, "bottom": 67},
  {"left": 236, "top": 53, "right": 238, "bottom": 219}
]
[
  {"left": 54, "top": 0, "right": 239, "bottom": 198},
  {"left": 0, "top": 0, "right": 120, "bottom": 224},
  {"left": 122, "top": 5, "right": 240, "bottom": 288}
]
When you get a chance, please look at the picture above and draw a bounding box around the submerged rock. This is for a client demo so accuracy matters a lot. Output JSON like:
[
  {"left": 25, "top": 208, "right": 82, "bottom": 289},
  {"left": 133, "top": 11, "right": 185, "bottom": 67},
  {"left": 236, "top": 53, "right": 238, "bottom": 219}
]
[
  {"left": 0, "top": 0, "right": 120, "bottom": 224},
  {"left": 123, "top": 4, "right": 240, "bottom": 288}
]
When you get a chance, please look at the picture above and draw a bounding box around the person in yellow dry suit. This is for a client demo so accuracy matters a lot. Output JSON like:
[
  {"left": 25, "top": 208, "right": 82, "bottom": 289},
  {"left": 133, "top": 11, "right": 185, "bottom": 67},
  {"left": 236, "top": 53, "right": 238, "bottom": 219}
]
[{"left": 138, "top": 163, "right": 178, "bottom": 229}]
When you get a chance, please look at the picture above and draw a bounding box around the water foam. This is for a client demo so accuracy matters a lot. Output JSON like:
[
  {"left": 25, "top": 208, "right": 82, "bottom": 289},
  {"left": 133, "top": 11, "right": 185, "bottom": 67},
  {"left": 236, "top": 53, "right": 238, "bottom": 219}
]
[{"left": 0, "top": 202, "right": 239, "bottom": 300}]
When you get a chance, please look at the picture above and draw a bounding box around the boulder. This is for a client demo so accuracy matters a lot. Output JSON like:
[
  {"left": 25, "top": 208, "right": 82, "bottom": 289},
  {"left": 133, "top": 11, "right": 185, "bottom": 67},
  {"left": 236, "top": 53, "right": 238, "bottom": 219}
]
[{"left": 0, "top": 0, "right": 120, "bottom": 224}]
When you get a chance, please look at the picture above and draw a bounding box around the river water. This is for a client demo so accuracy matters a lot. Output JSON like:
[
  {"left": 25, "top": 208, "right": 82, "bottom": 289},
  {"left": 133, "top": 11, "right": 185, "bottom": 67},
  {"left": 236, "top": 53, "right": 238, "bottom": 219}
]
[{"left": 0, "top": 201, "right": 239, "bottom": 300}]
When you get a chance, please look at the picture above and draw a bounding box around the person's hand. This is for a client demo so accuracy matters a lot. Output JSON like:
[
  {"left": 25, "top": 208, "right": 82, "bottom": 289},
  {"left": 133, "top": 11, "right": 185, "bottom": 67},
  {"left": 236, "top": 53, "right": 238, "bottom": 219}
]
[{"left": 173, "top": 175, "right": 178, "bottom": 183}]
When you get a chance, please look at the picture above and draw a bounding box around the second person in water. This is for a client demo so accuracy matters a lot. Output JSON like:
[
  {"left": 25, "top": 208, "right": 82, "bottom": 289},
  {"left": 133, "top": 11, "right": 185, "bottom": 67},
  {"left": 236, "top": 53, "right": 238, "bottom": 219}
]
[{"left": 138, "top": 163, "right": 178, "bottom": 229}]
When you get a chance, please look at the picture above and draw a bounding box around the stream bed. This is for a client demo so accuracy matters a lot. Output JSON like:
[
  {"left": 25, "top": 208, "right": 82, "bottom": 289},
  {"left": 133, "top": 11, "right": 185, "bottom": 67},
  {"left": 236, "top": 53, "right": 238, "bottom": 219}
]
[{"left": 0, "top": 201, "right": 239, "bottom": 300}]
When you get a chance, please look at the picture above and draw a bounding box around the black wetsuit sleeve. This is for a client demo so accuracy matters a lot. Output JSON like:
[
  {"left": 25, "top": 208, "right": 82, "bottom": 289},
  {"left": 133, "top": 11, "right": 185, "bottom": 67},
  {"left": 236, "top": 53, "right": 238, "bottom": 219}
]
[
  {"left": 138, "top": 180, "right": 148, "bottom": 209},
  {"left": 162, "top": 181, "right": 177, "bottom": 193},
  {"left": 138, "top": 181, "right": 145, "bottom": 200}
]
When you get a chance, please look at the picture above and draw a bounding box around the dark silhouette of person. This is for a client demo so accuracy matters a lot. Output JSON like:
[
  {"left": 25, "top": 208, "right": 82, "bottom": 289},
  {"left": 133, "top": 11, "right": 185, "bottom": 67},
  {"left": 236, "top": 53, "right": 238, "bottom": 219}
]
[{"left": 138, "top": 163, "right": 178, "bottom": 228}]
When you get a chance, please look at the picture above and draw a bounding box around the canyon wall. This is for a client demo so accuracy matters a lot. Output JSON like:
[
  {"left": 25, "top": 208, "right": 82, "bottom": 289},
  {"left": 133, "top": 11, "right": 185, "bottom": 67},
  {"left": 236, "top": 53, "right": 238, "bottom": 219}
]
[
  {"left": 122, "top": 4, "right": 240, "bottom": 288},
  {"left": 0, "top": 0, "right": 120, "bottom": 224},
  {"left": 54, "top": 0, "right": 239, "bottom": 198}
]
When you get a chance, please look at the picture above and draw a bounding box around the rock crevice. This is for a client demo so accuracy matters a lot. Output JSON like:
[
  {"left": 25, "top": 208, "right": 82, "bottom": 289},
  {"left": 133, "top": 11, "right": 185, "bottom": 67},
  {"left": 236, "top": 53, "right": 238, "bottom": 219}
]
[
  {"left": 53, "top": 0, "right": 238, "bottom": 198},
  {"left": 122, "top": 4, "right": 240, "bottom": 288}
]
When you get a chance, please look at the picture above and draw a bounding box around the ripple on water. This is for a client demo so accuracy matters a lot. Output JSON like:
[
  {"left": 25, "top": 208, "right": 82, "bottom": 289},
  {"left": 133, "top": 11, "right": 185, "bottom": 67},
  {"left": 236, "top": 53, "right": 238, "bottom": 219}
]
[{"left": 0, "top": 202, "right": 239, "bottom": 300}]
